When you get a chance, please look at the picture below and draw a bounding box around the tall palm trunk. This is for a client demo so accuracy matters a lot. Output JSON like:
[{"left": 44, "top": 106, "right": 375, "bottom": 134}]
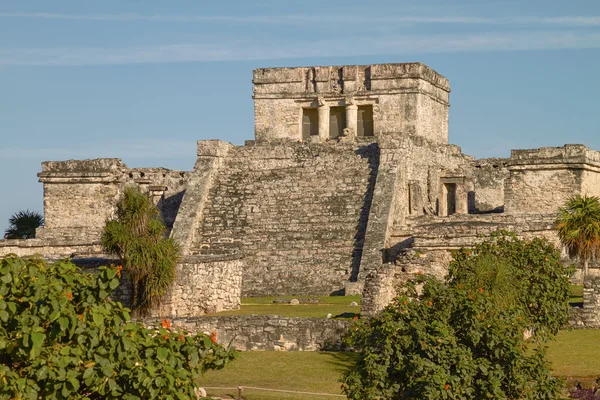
[{"left": 584, "top": 259, "right": 589, "bottom": 277}]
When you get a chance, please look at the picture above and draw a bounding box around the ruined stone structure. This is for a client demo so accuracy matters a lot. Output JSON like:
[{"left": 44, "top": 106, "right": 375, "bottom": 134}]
[{"left": 1, "top": 62, "right": 599, "bottom": 318}]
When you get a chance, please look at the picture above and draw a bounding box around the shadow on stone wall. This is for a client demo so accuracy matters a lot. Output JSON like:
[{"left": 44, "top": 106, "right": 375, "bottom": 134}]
[
  {"left": 158, "top": 190, "right": 185, "bottom": 232},
  {"left": 350, "top": 143, "right": 380, "bottom": 282}
]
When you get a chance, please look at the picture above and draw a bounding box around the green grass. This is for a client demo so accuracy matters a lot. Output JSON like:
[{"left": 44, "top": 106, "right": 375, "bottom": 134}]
[
  {"left": 206, "top": 296, "right": 361, "bottom": 319},
  {"left": 547, "top": 330, "right": 600, "bottom": 378},
  {"left": 569, "top": 284, "right": 584, "bottom": 305},
  {"left": 200, "top": 352, "right": 358, "bottom": 399},
  {"left": 199, "top": 330, "right": 600, "bottom": 399}
]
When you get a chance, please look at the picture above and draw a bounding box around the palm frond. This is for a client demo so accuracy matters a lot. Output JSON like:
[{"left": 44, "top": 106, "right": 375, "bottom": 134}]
[
  {"left": 4, "top": 209, "right": 44, "bottom": 239},
  {"left": 102, "top": 186, "right": 179, "bottom": 315},
  {"left": 555, "top": 195, "right": 600, "bottom": 266}
]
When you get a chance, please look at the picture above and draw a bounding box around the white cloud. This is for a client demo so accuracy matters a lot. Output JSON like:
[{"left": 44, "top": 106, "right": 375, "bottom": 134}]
[
  {"left": 0, "top": 12, "right": 497, "bottom": 24},
  {"left": 1, "top": 11, "right": 600, "bottom": 26},
  {"left": 0, "top": 30, "right": 599, "bottom": 66}
]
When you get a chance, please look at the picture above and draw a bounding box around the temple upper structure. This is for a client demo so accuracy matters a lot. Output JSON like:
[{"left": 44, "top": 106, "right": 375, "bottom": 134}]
[{"left": 253, "top": 63, "right": 450, "bottom": 144}]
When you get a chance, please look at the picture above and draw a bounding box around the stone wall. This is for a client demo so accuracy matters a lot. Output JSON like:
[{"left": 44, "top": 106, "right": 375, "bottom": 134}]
[
  {"left": 150, "top": 315, "right": 350, "bottom": 351},
  {"left": 470, "top": 158, "right": 509, "bottom": 213},
  {"left": 505, "top": 145, "right": 600, "bottom": 215},
  {"left": 153, "top": 255, "right": 243, "bottom": 318},
  {"left": 253, "top": 63, "right": 450, "bottom": 144},
  {"left": 0, "top": 238, "right": 103, "bottom": 259},
  {"left": 569, "top": 276, "right": 600, "bottom": 329},
  {"left": 37, "top": 158, "right": 188, "bottom": 242},
  {"left": 188, "top": 140, "right": 377, "bottom": 296}
]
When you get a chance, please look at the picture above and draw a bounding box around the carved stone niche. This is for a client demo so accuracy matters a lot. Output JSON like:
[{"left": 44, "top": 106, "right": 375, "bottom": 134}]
[
  {"left": 440, "top": 176, "right": 467, "bottom": 216},
  {"left": 148, "top": 185, "right": 168, "bottom": 205}
]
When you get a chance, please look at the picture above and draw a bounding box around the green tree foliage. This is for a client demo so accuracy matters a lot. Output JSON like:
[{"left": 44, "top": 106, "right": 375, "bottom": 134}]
[
  {"left": 342, "top": 232, "right": 571, "bottom": 399},
  {"left": 4, "top": 210, "right": 44, "bottom": 239},
  {"left": 449, "top": 231, "right": 573, "bottom": 339},
  {"left": 556, "top": 194, "right": 600, "bottom": 276},
  {"left": 0, "top": 255, "right": 236, "bottom": 400},
  {"left": 101, "top": 187, "right": 179, "bottom": 314}
]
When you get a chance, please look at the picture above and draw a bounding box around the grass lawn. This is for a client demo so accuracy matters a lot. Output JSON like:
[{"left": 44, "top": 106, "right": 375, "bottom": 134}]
[
  {"left": 569, "top": 284, "right": 583, "bottom": 305},
  {"left": 547, "top": 329, "right": 600, "bottom": 390},
  {"left": 200, "top": 351, "right": 358, "bottom": 399},
  {"left": 206, "top": 296, "right": 361, "bottom": 319},
  {"left": 200, "top": 329, "right": 600, "bottom": 399}
]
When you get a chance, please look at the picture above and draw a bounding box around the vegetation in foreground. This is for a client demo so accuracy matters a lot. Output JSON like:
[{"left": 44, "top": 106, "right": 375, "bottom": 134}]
[
  {"left": 0, "top": 256, "right": 236, "bottom": 399},
  {"left": 101, "top": 186, "right": 180, "bottom": 315},
  {"left": 341, "top": 232, "right": 572, "bottom": 399}
]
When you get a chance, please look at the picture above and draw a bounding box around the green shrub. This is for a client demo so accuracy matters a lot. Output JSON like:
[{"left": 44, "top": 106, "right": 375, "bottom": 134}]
[
  {"left": 342, "top": 276, "right": 562, "bottom": 399},
  {"left": 342, "top": 232, "right": 571, "bottom": 399},
  {"left": 449, "top": 231, "right": 574, "bottom": 339},
  {"left": 0, "top": 255, "right": 236, "bottom": 400},
  {"left": 101, "top": 186, "right": 180, "bottom": 314}
]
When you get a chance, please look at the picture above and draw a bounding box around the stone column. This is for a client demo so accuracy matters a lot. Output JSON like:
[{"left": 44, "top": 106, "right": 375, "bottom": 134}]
[
  {"left": 345, "top": 104, "right": 358, "bottom": 137},
  {"left": 318, "top": 104, "right": 330, "bottom": 142}
]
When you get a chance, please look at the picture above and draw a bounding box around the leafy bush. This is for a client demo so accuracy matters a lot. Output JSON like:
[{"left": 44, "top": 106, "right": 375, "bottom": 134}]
[
  {"left": 101, "top": 186, "right": 180, "bottom": 314},
  {"left": 342, "top": 232, "right": 571, "bottom": 399},
  {"left": 0, "top": 255, "right": 236, "bottom": 399},
  {"left": 342, "top": 277, "right": 562, "bottom": 399},
  {"left": 449, "top": 231, "right": 574, "bottom": 339}
]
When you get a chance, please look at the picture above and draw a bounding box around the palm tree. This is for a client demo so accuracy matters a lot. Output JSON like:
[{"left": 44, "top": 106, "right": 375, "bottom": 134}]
[
  {"left": 101, "top": 186, "right": 179, "bottom": 315},
  {"left": 556, "top": 195, "right": 600, "bottom": 276},
  {"left": 4, "top": 210, "right": 44, "bottom": 239},
  {"left": 450, "top": 252, "right": 521, "bottom": 311}
]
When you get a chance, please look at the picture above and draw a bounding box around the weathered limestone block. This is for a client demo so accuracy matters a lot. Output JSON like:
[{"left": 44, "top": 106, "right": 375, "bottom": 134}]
[
  {"left": 505, "top": 145, "right": 600, "bottom": 215},
  {"left": 152, "top": 255, "right": 243, "bottom": 318}
]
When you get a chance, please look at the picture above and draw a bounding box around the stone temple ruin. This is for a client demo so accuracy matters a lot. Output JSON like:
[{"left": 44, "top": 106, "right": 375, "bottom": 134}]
[{"left": 2, "top": 62, "right": 600, "bottom": 322}]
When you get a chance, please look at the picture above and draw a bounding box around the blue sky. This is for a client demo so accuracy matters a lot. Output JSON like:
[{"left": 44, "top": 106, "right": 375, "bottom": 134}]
[{"left": 1, "top": 0, "right": 600, "bottom": 234}]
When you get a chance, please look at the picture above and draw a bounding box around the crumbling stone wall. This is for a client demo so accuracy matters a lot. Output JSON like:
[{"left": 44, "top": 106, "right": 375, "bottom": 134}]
[
  {"left": 150, "top": 315, "right": 350, "bottom": 351},
  {"left": 153, "top": 255, "right": 243, "bottom": 318},
  {"left": 363, "top": 213, "right": 562, "bottom": 315},
  {"left": 569, "top": 276, "right": 600, "bottom": 329},
  {"left": 470, "top": 158, "right": 509, "bottom": 213},
  {"left": 0, "top": 238, "right": 103, "bottom": 259},
  {"left": 505, "top": 145, "right": 600, "bottom": 215},
  {"left": 36, "top": 159, "right": 188, "bottom": 242}
]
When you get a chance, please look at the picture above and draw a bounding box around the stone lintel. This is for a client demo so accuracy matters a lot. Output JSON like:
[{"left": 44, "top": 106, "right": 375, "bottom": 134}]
[
  {"left": 148, "top": 185, "right": 167, "bottom": 191},
  {"left": 253, "top": 88, "right": 448, "bottom": 105},
  {"left": 440, "top": 176, "right": 465, "bottom": 184}
]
